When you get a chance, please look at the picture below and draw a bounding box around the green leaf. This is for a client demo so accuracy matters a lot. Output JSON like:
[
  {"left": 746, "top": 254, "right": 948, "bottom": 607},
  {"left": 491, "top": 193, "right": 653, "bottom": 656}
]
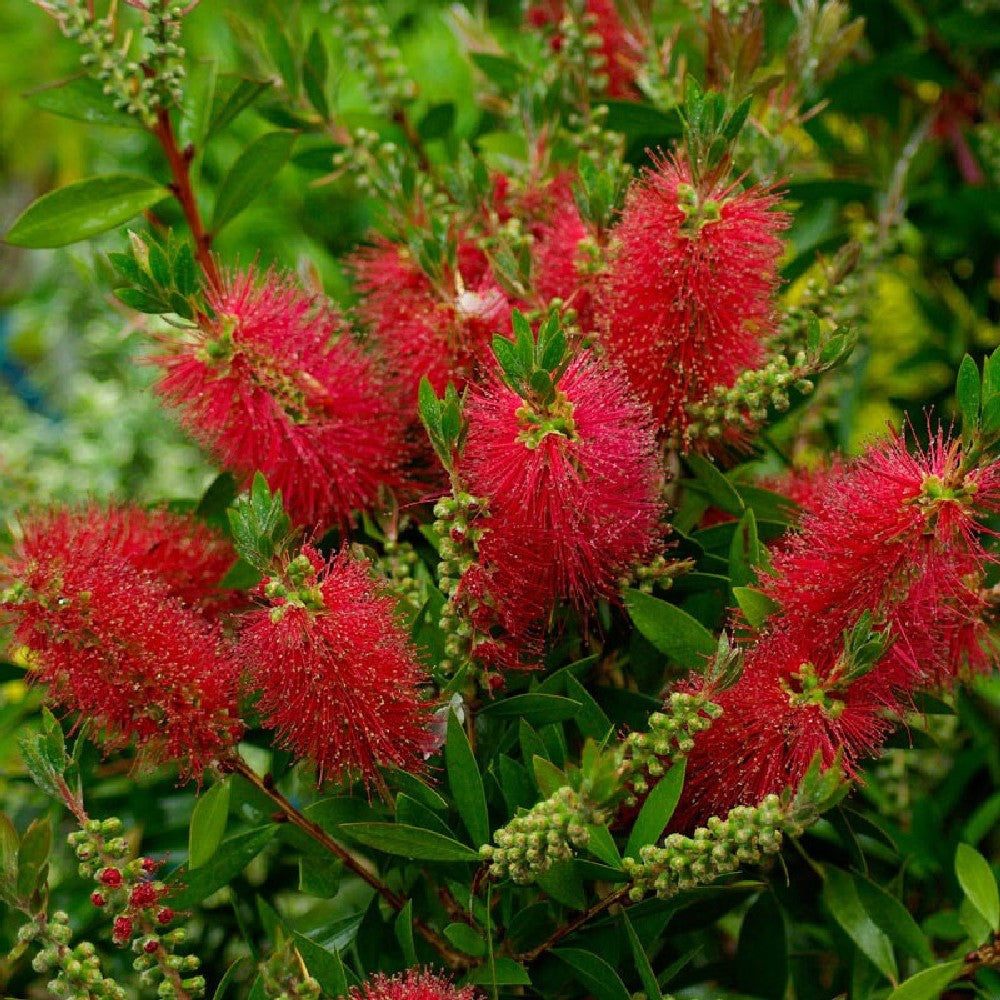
[
  {"left": 479, "top": 694, "right": 581, "bottom": 726},
  {"left": 686, "top": 454, "right": 744, "bottom": 517},
  {"left": 532, "top": 756, "right": 566, "bottom": 798},
  {"left": 624, "top": 589, "right": 715, "bottom": 668},
  {"left": 822, "top": 866, "right": 897, "bottom": 982},
  {"left": 189, "top": 778, "right": 231, "bottom": 870},
  {"left": 735, "top": 893, "right": 787, "bottom": 1000},
  {"left": 733, "top": 587, "right": 779, "bottom": 629},
  {"left": 212, "top": 958, "right": 247, "bottom": 1000},
  {"left": 337, "top": 823, "right": 480, "bottom": 862},
  {"left": 15, "top": 818, "right": 50, "bottom": 901},
  {"left": 957, "top": 353, "right": 981, "bottom": 429},
  {"left": 418, "top": 102, "right": 456, "bottom": 140},
  {"left": 5, "top": 175, "right": 169, "bottom": 248},
  {"left": 293, "top": 932, "right": 348, "bottom": 998},
  {"left": 625, "top": 760, "right": 686, "bottom": 860},
  {"left": 956, "top": 842, "right": 1000, "bottom": 933},
  {"left": 622, "top": 912, "right": 663, "bottom": 1000},
  {"left": 212, "top": 131, "right": 298, "bottom": 231},
  {"left": 24, "top": 75, "right": 140, "bottom": 128},
  {"left": 465, "top": 958, "right": 530, "bottom": 986},
  {"left": 445, "top": 710, "right": 489, "bottom": 847},
  {"left": 394, "top": 900, "right": 417, "bottom": 967},
  {"left": 585, "top": 824, "right": 622, "bottom": 869},
  {"left": 207, "top": 76, "right": 272, "bottom": 139},
  {"left": 444, "top": 923, "right": 486, "bottom": 956},
  {"left": 729, "top": 508, "right": 763, "bottom": 590},
  {"left": 115, "top": 287, "right": 168, "bottom": 313},
  {"left": 302, "top": 31, "right": 330, "bottom": 120},
  {"left": 853, "top": 874, "right": 933, "bottom": 966},
  {"left": 469, "top": 53, "right": 522, "bottom": 91},
  {"left": 553, "top": 948, "right": 632, "bottom": 1000},
  {"left": 167, "top": 826, "right": 276, "bottom": 908},
  {"left": 537, "top": 861, "right": 586, "bottom": 909},
  {"left": 564, "top": 674, "right": 613, "bottom": 740},
  {"left": 19, "top": 710, "right": 67, "bottom": 801},
  {"left": 0, "top": 814, "right": 19, "bottom": 891},
  {"left": 886, "top": 961, "right": 964, "bottom": 1000}
]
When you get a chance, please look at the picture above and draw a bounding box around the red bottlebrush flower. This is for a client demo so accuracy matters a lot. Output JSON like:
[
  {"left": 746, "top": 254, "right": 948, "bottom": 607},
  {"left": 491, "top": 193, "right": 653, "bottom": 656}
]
[
  {"left": 670, "top": 628, "right": 896, "bottom": 832},
  {"left": 153, "top": 266, "right": 405, "bottom": 529},
  {"left": 763, "top": 428, "right": 1000, "bottom": 678},
  {"left": 129, "top": 882, "right": 161, "bottom": 909},
  {"left": 534, "top": 199, "right": 602, "bottom": 334},
  {"left": 352, "top": 239, "right": 512, "bottom": 397},
  {"left": 461, "top": 353, "right": 664, "bottom": 611},
  {"left": 598, "top": 155, "right": 788, "bottom": 439},
  {"left": 0, "top": 508, "right": 242, "bottom": 779},
  {"left": 237, "top": 548, "right": 434, "bottom": 787},
  {"left": 525, "top": 0, "right": 643, "bottom": 99},
  {"left": 759, "top": 457, "right": 845, "bottom": 518},
  {"left": 350, "top": 969, "right": 477, "bottom": 1000}
]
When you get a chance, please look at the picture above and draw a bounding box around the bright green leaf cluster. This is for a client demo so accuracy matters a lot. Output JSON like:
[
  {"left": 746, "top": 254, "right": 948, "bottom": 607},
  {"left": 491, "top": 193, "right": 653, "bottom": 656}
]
[
  {"left": 110, "top": 231, "right": 201, "bottom": 319},
  {"left": 225, "top": 472, "right": 293, "bottom": 574}
]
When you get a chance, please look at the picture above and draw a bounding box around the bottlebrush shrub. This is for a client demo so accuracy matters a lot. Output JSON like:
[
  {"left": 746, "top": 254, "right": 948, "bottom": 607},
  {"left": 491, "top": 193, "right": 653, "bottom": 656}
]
[{"left": 3, "top": 3, "right": 1000, "bottom": 1000}]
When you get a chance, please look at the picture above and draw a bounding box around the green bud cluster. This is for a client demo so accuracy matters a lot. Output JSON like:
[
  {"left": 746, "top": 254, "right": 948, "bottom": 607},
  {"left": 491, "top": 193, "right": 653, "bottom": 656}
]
[
  {"left": 433, "top": 492, "right": 490, "bottom": 676},
  {"left": 685, "top": 350, "right": 815, "bottom": 442},
  {"left": 623, "top": 794, "right": 784, "bottom": 900},
  {"left": 23, "top": 912, "right": 126, "bottom": 1000},
  {"left": 42, "top": 0, "right": 189, "bottom": 126},
  {"left": 68, "top": 818, "right": 128, "bottom": 882},
  {"left": 622, "top": 693, "right": 722, "bottom": 796},
  {"left": 338, "top": 2, "right": 416, "bottom": 113},
  {"left": 379, "top": 538, "right": 429, "bottom": 614},
  {"left": 619, "top": 555, "right": 694, "bottom": 596},
  {"left": 480, "top": 786, "right": 606, "bottom": 884}
]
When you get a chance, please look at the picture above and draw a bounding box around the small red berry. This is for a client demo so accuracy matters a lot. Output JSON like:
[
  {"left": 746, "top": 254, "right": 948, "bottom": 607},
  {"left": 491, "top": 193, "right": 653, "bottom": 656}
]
[
  {"left": 129, "top": 883, "right": 158, "bottom": 908},
  {"left": 89, "top": 892, "right": 106, "bottom": 907},
  {"left": 99, "top": 868, "right": 123, "bottom": 889},
  {"left": 156, "top": 907, "right": 174, "bottom": 925},
  {"left": 141, "top": 857, "right": 157, "bottom": 874},
  {"left": 144, "top": 939, "right": 160, "bottom": 955},
  {"left": 112, "top": 916, "right": 133, "bottom": 942}
]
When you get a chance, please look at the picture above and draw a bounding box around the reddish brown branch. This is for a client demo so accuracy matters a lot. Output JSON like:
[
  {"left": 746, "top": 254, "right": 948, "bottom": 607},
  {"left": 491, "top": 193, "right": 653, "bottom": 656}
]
[
  {"left": 227, "top": 756, "right": 470, "bottom": 970},
  {"left": 150, "top": 108, "right": 220, "bottom": 291}
]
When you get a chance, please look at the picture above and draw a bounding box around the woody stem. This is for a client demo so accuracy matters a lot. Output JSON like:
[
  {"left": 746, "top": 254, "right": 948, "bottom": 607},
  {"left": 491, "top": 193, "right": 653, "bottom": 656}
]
[
  {"left": 149, "top": 108, "right": 221, "bottom": 291},
  {"left": 227, "top": 756, "right": 471, "bottom": 970}
]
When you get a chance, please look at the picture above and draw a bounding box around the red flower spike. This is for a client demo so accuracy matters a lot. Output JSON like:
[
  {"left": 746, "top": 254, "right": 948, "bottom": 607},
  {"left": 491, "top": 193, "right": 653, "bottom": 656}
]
[
  {"left": 350, "top": 968, "right": 478, "bottom": 1000},
  {"left": 237, "top": 550, "right": 435, "bottom": 788},
  {"left": 598, "top": 155, "right": 788, "bottom": 440},
  {"left": 763, "top": 428, "right": 1000, "bottom": 683},
  {"left": 534, "top": 198, "right": 602, "bottom": 334},
  {"left": 525, "top": 0, "right": 643, "bottom": 99},
  {"left": 670, "top": 628, "right": 897, "bottom": 832},
  {"left": 153, "top": 265, "right": 406, "bottom": 529},
  {"left": 352, "top": 239, "right": 512, "bottom": 397},
  {"left": 1, "top": 509, "right": 243, "bottom": 780},
  {"left": 462, "top": 353, "right": 664, "bottom": 612}
]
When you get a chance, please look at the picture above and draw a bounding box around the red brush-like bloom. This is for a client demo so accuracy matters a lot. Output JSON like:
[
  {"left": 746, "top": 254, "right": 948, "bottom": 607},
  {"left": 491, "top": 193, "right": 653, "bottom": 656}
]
[
  {"left": 461, "top": 353, "right": 664, "bottom": 611},
  {"left": 153, "top": 266, "right": 405, "bottom": 529},
  {"left": 79, "top": 504, "right": 235, "bottom": 613},
  {"left": 598, "top": 155, "right": 788, "bottom": 439},
  {"left": 763, "top": 428, "right": 1000, "bottom": 669},
  {"left": 0, "top": 508, "right": 242, "bottom": 778},
  {"left": 237, "top": 548, "right": 434, "bottom": 787},
  {"left": 670, "top": 628, "right": 896, "bottom": 831},
  {"left": 525, "top": 0, "right": 643, "bottom": 99},
  {"left": 350, "top": 969, "right": 477, "bottom": 1000},
  {"left": 352, "top": 240, "right": 512, "bottom": 396},
  {"left": 534, "top": 199, "right": 602, "bottom": 334},
  {"left": 759, "top": 458, "right": 845, "bottom": 518}
]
